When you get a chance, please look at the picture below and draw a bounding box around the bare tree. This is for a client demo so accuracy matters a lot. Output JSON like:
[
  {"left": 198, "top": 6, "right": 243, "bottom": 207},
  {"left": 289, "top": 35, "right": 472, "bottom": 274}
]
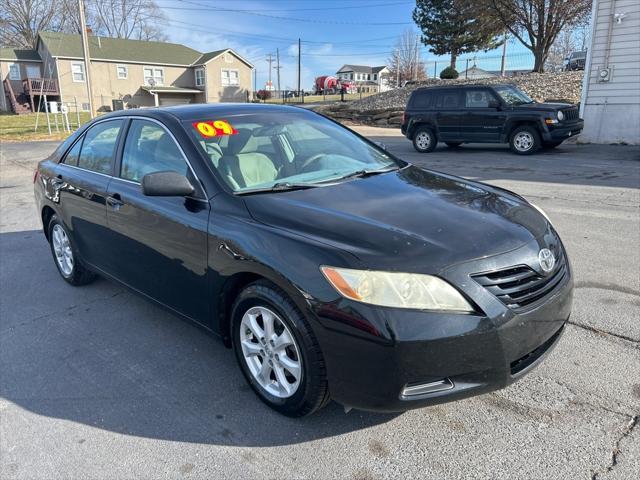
[
  {"left": 489, "top": 0, "right": 591, "bottom": 72},
  {"left": 0, "top": 0, "right": 66, "bottom": 48},
  {"left": 88, "top": 0, "right": 167, "bottom": 41},
  {"left": 387, "top": 29, "right": 427, "bottom": 88}
]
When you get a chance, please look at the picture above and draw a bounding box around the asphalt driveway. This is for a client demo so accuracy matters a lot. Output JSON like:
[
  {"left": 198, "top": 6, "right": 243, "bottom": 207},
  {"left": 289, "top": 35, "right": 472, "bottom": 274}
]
[{"left": 1, "top": 132, "right": 639, "bottom": 479}]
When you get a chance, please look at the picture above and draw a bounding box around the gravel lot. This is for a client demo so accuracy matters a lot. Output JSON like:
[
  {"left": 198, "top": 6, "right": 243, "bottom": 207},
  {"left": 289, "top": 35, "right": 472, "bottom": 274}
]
[{"left": 1, "top": 132, "right": 639, "bottom": 480}]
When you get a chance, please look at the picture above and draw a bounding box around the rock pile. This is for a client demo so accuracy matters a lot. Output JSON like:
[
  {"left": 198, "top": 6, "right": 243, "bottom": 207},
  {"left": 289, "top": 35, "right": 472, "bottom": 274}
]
[{"left": 315, "top": 71, "right": 584, "bottom": 127}]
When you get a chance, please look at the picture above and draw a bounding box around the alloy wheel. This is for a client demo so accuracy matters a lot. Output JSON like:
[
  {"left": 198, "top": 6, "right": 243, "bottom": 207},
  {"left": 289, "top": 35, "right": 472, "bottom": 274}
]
[
  {"left": 415, "top": 131, "right": 431, "bottom": 150},
  {"left": 52, "top": 224, "right": 74, "bottom": 276},
  {"left": 239, "top": 306, "right": 302, "bottom": 398},
  {"left": 513, "top": 132, "right": 534, "bottom": 152}
]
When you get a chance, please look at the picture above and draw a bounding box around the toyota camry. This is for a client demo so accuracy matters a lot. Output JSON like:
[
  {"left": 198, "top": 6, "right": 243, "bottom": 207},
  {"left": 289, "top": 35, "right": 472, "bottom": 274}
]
[{"left": 33, "top": 104, "right": 573, "bottom": 417}]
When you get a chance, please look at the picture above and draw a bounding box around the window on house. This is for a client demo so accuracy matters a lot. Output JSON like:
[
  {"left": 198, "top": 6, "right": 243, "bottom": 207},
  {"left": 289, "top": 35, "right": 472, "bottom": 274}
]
[
  {"left": 195, "top": 68, "right": 205, "bottom": 87},
  {"left": 221, "top": 69, "right": 239, "bottom": 86},
  {"left": 143, "top": 67, "right": 164, "bottom": 86},
  {"left": 373, "top": 73, "right": 378, "bottom": 81},
  {"left": 116, "top": 65, "right": 128, "bottom": 79},
  {"left": 8, "top": 63, "right": 20, "bottom": 80},
  {"left": 71, "top": 63, "right": 85, "bottom": 82}
]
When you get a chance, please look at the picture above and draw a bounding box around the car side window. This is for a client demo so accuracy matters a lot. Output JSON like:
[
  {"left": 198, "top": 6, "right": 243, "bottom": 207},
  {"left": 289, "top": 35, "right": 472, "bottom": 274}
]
[
  {"left": 465, "top": 90, "right": 493, "bottom": 108},
  {"left": 435, "top": 91, "right": 461, "bottom": 109},
  {"left": 62, "top": 138, "right": 82, "bottom": 166},
  {"left": 412, "top": 92, "right": 432, "bottom": 108},
  {"left": 77, "top": 120, "right": 123, "bottom": 174},
  {"left": 120, "top": 119, "right": 188, "bottom": 183}
]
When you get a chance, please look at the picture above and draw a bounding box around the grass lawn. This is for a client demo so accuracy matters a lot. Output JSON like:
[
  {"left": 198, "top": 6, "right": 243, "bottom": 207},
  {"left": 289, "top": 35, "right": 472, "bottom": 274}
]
[{"left": 0, "top": 112, "right": 92, "bottom": 142}]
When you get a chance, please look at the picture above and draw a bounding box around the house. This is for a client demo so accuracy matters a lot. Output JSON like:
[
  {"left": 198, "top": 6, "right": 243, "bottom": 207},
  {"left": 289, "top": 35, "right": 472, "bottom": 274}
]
[
  {"left": 335, "top": 65, "right": 390, "bottom": 93},
  {"left": 1, "top": 31, "right": 254, "bottom": 114},
  {"left": 579, "top": 0, "right": 639, "bottom": 144},
  {"left": 458, "top": 66, "right": 496, "bottom": 80}
]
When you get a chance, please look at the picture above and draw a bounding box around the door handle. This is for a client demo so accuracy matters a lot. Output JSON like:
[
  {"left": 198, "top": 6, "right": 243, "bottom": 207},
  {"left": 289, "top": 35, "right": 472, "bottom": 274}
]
[{"left": 106, "top": 193, "right": 124, "bottom": 208}]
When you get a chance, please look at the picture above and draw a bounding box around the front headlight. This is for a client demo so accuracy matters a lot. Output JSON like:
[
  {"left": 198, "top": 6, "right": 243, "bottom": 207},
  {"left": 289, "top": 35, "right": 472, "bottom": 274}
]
[
  {"left": 557, "top": 110, "right": 565, "bottom": 121},
  {"left": 320, "top": 266, "right": 474, "bottom": 312}
]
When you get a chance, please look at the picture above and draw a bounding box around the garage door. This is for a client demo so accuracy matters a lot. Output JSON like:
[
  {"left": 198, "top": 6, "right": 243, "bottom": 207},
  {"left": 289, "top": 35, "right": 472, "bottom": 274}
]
[{"left": 158, "top": 95, "right": 193, "bottom": 106}]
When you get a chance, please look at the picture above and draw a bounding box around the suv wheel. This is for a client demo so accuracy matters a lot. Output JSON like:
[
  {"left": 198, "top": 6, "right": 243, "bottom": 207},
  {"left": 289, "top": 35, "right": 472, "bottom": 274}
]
[
  {"left": 232, "top": 280, "right": 330, "bottom": 417},
  {"left": 47, "top": 214, "right": 96, "bottom": 286},
  {"left": 510, "top": 126, "right": 541, "bottom": 155},
  {"left": 412, "top": 126, "right": 437, "bottom": 153}
]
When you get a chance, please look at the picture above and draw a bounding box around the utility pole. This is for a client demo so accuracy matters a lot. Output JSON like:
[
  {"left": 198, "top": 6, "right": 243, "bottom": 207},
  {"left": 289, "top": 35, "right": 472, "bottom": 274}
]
[
  {"left": 266, "top": 53, "right": 274, "bottom": 92},
  {"left": 275, "top": 48, "right": 282, "bottom": 97},
  {"left": 253, "top": 68, "right": 257, "bottom": 99},
  {"left": 414, "top": 35, "right": 419, "bottom": 81},
  {"left": 500, "top": 30, "right": 508, "bottom": 77},
  {"left": 78, "top": 0, "right": 94, "bottom": 118},
  {"left": 395, "top": 49, "right": 400, "bottom": 87},
  {"left": 297, "top": 38, "right": 301, "bottom": 97}
]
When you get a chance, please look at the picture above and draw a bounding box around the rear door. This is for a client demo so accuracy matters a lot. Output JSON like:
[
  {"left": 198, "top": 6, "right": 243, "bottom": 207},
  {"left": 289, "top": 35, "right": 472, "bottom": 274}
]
[
  {"left": 54, "top": 119, "right": 124, "bottom": 271},
  {"left": 434, "top": 90, "right": 463, "bottom": 141},
  {"left": 105, "top": 118, "right": 210, "bottom": 323},
  {"left": 461, "top": 88, "right": 506, "bottom": 142}
]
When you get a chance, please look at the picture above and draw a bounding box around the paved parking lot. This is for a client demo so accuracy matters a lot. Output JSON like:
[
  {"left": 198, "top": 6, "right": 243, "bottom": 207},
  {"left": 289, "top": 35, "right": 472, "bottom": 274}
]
[{"left": 1, "top": 130, "right": 639, "bottom": 479}]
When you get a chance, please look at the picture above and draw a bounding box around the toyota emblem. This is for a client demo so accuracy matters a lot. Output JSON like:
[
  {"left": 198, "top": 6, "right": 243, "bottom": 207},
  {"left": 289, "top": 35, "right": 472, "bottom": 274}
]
[{"left": 538, "top": 248, "right": 556, "bottom": 273}]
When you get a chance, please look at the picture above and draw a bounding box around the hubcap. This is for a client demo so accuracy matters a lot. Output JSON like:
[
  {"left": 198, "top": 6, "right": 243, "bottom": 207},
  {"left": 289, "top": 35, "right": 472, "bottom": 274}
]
[
  {"left": 514, "top": 132, "right": 534, "bottom": 152},
  {"left": 416, "top": 131, "right": 431, "bottom": 150},
  {"left": 239, "top": 306, "right": 302, "bottom": 398},
  {"left": 52, "top": 224, "right": 74, "bottom": 276}
]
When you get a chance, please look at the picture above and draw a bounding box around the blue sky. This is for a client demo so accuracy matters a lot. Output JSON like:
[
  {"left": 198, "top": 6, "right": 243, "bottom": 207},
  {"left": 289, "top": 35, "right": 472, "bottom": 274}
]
[{"left": 156, "top": 0, "right": 533, "bottom": 90}]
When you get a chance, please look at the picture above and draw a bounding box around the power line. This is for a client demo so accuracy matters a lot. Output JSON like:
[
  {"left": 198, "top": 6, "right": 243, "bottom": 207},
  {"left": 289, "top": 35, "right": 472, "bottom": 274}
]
[{"left": 160, "top": 0, "right": 412, "bottom": 13}]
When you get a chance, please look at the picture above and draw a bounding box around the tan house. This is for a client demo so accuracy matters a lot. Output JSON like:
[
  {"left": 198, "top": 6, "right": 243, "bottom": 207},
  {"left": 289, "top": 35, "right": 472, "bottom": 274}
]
[{"left": 1, "top": 31, "right": 254, "bottom": 114}]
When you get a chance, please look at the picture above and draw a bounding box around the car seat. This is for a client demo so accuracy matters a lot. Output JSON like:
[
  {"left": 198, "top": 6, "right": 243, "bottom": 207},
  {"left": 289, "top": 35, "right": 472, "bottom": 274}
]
[{"left": 218, "top": 129, "right": 278, "bottom": 189}]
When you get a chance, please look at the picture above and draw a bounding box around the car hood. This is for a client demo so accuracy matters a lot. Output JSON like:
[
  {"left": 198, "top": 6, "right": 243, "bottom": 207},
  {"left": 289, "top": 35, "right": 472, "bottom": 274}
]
[
  {"left": 243, "top": 166, "right": 548, "bottom": 273},
  {"left": 513, "top": 102, "right": 574, "bottom": 112}
]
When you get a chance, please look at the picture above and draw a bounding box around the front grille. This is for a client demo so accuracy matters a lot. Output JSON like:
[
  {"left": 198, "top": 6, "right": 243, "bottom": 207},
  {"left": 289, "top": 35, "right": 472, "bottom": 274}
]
[
  {"left": 472, "top": 248, "right": 567, "bottom": 310},
  {"left": 562, "top": 108, "right": 579, "bottom": 121},
  {"left": 510, "top": 325, "right": 564, "bottom": 375}
]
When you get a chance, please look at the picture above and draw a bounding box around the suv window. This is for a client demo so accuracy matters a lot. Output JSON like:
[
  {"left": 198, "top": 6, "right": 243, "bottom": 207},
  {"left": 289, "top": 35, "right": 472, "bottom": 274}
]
[
  {"left": 121, "top": 119, "right": 188, "bottom": 182},
  {"left": 411, "top": 91, "right": 433, "bottom": 108},
  {"left": 465, "top": 89, "right": 494, "bottom": 108},
  {"left": 435, "top": 91, "right": 462, "bottom": 108},
  {"left": 77, "top": 120, "right": 123, "bottom": 174}
]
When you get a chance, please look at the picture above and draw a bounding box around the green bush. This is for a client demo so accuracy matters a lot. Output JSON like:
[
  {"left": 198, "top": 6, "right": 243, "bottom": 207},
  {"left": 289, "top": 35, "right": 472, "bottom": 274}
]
[{"left": 440, "top": 67, "right": 459, "bottom": 79}]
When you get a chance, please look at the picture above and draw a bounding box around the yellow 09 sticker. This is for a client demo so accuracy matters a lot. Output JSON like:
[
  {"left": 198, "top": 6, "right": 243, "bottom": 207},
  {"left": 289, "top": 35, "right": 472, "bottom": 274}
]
[{"left": 193, "top": 120, "right": 238, "bottom": 137}]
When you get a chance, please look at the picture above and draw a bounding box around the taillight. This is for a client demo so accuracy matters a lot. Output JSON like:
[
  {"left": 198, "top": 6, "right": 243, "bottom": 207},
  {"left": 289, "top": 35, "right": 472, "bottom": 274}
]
[{"left": 33, "top": 169, "right": 38, "bottom": 183}]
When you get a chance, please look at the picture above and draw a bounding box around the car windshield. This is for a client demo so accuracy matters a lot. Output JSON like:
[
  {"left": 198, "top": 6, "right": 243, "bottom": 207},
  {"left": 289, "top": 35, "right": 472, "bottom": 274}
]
[
  {"left": 186, "top": 110, "right": 398, "bottom": 193},
  {"left": 493, "top": 85, "right": 534, "bottom": 106}
]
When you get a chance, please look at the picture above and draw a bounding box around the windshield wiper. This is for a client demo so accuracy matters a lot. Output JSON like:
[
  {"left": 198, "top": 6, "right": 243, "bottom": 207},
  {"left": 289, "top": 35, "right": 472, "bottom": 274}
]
[
  {"left": 236, "top": 182, "right": 323, "bottom": 195},
  {"left": 324, "top": 166, "right": 398, "bottom": 183}
]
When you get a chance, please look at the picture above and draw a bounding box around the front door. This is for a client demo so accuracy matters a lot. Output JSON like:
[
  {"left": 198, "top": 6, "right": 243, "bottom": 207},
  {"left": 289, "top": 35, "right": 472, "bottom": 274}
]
[
  {"left": 54, "top": 119, "right": 124, "bottom": 271},
  {"left": 105, "top": 118, "right": 210, "bottom": 323},
  {"left": 460, "top": 88, "right": 506, "bottom": 142}
]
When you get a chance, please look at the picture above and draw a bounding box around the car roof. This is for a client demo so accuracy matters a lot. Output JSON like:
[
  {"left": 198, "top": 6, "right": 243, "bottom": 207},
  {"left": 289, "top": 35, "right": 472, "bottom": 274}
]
[
  {"left": 98, "top": 103, "right": 310, "bottom": 122},
  {"left": 412, "top": 84, "right": 515, "bottom": 93}
]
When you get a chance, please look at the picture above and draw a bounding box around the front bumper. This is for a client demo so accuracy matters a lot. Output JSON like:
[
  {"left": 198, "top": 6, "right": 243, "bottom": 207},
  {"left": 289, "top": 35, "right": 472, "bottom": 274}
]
[
  {"left": 544, "top": 119, "right": 584, "bottom": 142},
  {"left": 311, "top": 238, "right": 573, "bottom": 412}
]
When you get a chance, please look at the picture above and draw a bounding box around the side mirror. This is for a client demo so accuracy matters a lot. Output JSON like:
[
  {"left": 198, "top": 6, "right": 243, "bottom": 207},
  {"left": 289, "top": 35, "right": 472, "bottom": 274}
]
[
  {"left": 141, "top": 171, "right": 195, "bottom": 197},
  {"left": 488, "top": 99, "right": 501, "bottom": 109}
]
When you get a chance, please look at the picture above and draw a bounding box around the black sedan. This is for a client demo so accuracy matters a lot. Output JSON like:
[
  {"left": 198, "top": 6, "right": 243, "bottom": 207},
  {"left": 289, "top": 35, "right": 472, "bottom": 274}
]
[{"left": 34, "top": 104, "right": 573, "bottom": 416}]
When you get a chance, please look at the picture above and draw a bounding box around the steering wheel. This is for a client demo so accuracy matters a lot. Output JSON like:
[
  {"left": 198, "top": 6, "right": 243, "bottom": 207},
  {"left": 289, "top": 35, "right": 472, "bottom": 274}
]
[{"left": 299, "top": 153, "right": 327, "bottom": 172}]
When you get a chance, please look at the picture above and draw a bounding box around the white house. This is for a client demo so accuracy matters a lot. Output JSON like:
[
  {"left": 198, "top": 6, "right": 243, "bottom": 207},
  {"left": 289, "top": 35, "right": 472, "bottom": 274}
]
[
  {"left": 458, "top": 66, "right": 497, "bottom": 80},
  {"left": 336, "top": 65, "right": 391, "bottom": 93},
  {"left": 580, "top": 0, "right": 640, "bottom": 144}
]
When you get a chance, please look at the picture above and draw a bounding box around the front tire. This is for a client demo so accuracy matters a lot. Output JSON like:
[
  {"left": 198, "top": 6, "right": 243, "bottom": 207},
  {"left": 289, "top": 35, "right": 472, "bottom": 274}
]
[
  {"left": 231, "top": 280, "right": 330, "bottom": 417},
  {"left": 509, "top": 126, "right": 541, "bottom": 155},
  {"left": 47, "top": 214, "right": 96, "bottom": 286},
  {"left": 412, "top": 126, "right": 437, "bottom": 153}
]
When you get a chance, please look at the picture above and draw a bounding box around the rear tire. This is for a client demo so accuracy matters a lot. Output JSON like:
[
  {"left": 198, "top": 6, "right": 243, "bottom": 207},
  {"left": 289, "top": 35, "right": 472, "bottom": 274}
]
[
  {"left": 509, "top": 125, "right": 541, "bottom": 155},
  {"left": 445, "top": 142, "right": 462, "bottom": 148},
  {"left": 412, "top": 126, "right": 437, "bottom": 153},
  {"left": 47, "top": 214, "right": 96, "bottom": 286},
  {"left": 231, "top": 280, "right": 330, "bottom": 417}
]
